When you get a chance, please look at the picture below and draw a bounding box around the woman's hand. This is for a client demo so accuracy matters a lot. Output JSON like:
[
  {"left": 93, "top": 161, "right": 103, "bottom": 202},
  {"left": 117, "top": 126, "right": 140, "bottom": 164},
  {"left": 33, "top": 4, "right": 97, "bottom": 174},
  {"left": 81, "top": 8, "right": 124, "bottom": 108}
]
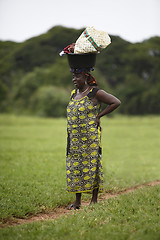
[{"left": 96, "top": 115, "right": 101, "bottom": 130}]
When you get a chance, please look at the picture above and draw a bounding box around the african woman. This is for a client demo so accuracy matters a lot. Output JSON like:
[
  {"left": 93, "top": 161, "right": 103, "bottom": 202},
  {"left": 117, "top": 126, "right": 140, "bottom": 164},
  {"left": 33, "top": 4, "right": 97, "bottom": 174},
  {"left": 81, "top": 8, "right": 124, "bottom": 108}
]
[{"left": 66, "top": 69, "right": 121, "bottom": 209}]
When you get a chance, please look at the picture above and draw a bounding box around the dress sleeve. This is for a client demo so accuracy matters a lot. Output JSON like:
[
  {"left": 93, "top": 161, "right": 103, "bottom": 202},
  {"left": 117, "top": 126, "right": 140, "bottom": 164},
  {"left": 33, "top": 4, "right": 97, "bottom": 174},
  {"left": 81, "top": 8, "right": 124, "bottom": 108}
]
[
  {"left": 70, "top": 89, "right": 76, "bottom": 99},
  {"left": 87, "top": 88, "right": 100, "bottom": 100}
]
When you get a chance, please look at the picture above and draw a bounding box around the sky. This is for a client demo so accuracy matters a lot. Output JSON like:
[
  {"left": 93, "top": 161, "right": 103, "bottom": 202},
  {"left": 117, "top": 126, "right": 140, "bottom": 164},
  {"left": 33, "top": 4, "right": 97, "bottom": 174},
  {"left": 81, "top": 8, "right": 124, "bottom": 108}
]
[{"left": 0, "top": 0, "right": 160, "bottom": 43}]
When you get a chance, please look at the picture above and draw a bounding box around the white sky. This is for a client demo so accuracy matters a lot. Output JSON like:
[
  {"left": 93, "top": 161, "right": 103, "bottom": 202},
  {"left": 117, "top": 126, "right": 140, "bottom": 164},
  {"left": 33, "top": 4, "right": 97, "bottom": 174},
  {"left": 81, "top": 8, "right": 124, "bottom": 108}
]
[{"left": 0, "top": 0, "right": 160, "bottom": 43}]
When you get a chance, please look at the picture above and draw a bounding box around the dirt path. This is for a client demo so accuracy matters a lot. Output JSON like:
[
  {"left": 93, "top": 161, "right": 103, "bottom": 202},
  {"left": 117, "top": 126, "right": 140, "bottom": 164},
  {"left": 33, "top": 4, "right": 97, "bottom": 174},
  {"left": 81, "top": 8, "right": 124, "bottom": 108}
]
[{"left": 1, "top": 180, "right": 160, "bottom": 228}]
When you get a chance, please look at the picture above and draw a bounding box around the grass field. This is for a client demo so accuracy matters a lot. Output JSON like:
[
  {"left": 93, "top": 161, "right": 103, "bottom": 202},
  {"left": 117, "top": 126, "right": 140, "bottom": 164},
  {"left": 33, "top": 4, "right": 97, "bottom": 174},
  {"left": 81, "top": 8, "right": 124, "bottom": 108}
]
[
  {"left": 1, "top": 186, "right": 160, "bottom": 240},
  {"left": 0, "top": 114, "right": 160, "bottom": 239}
]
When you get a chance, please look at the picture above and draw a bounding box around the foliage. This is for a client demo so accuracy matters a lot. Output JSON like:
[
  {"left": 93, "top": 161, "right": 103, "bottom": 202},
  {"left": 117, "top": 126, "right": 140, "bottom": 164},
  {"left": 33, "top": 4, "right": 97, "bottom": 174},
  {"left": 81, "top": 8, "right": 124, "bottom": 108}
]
[
  {"left": 10, "top": 58, "right": 108, "bottom": 117},
  {"left": 0, "top": 80, "right": 9, "bottom": 112},
  {"left": 30, "top": 86, "right": 69, "bottom": 117},
  {"left": 0, "top": 41, "right": 18, "bottom": 59},
  {"left": 0, "top": 26, "right": 160, "bottom": 116},
  {"left": 0, "top": 26, "right": 83, "bottom": 78}
]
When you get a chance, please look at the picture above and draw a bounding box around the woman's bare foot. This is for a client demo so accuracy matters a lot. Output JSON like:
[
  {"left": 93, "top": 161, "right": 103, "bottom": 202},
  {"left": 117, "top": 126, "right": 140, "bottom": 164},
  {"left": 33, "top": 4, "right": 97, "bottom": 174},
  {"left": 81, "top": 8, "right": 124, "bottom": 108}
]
[
  {"left": 67, "top": 202, "right": 81, "bottom": 210},
  {"left": 67, "top": 193, "right": 81, "bottom": 210}
]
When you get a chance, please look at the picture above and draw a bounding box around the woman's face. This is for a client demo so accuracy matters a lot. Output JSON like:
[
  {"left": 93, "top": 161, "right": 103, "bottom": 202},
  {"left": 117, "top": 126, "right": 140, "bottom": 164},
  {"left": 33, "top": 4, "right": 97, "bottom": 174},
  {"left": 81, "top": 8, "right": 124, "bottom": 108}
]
[{"left": 72, "top": 73, "right": 86, "bottom": 89}]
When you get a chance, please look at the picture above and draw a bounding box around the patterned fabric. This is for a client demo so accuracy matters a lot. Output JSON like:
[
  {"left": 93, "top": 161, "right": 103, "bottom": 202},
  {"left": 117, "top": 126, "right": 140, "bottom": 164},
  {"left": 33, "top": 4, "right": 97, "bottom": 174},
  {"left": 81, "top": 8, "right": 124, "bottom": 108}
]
[
  {"left": 74, "top": 26, "right": 111, "bottom": 54},
  {"left": 66, "top": 88, "right": 103, "bottom": 193}
]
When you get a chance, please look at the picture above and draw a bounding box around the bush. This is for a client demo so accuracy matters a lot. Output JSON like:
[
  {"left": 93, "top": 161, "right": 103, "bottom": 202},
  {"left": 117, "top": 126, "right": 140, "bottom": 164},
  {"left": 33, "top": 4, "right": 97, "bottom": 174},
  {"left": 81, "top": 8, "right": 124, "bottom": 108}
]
[
  {"left": 0, "top": 80, "right": 9, "bottom": 111},
  {"left": 30, "top": 86, "right": 70, "bottom": 117}
]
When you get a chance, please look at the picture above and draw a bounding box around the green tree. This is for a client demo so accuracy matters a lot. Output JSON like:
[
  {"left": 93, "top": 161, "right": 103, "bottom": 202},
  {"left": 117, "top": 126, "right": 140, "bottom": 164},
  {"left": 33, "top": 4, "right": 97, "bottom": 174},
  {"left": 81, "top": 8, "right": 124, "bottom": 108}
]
[{"left": 30, "top": 86, "right": 70, "bottom": 117}]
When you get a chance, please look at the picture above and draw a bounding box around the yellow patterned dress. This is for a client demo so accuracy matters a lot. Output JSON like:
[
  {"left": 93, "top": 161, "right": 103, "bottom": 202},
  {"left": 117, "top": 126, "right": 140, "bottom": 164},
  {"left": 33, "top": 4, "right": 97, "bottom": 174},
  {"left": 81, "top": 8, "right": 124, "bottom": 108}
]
[{"left": 66, "top": 88, "right": 103, "bottom": 193}]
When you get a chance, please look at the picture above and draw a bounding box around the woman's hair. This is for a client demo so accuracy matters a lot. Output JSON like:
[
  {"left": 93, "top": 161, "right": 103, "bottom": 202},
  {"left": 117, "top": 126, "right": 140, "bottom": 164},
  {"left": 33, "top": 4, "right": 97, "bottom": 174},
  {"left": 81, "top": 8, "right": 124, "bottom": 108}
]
[{"left": 84, "top": 73, "right": 98, "bottom": 86}]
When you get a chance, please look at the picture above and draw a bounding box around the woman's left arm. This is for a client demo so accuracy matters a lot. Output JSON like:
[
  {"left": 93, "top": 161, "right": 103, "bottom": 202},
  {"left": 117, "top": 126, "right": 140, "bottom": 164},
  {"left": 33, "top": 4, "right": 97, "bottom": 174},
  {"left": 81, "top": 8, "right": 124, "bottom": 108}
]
[{"left": 95, "top": 89, "right": 121, "bottom": 126}]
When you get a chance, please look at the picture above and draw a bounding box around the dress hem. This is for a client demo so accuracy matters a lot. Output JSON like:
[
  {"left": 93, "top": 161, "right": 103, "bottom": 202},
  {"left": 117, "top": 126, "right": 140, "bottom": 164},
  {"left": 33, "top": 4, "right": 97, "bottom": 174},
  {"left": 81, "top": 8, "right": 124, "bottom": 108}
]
[{"left": 66, "top": 186, "right": 103, "bottom": 194}]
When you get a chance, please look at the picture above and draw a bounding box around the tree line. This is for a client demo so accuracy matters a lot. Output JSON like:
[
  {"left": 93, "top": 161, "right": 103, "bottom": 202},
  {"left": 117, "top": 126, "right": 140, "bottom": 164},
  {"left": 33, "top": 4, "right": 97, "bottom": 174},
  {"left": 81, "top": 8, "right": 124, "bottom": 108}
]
[{"left": 0, "top": 26, "right": 160, "bottom": 117}]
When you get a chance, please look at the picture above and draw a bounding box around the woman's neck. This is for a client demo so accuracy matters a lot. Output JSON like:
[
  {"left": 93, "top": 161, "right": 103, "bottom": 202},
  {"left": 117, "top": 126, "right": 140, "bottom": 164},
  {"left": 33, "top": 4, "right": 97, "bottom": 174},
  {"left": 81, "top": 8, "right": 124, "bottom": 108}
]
[
  {"left": 77, "top": 84, "right": 90, "bottom": 93},
  {"left": 77, "top": 85, "right": 90, "bottom": 94}
]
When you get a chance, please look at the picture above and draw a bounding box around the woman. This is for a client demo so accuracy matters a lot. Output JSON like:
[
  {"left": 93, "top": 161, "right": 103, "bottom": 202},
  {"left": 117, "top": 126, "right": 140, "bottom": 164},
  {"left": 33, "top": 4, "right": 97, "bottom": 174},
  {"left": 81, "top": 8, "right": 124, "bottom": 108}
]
[{"left": 66, "top": 69, "right": 121, "bottom": 210}]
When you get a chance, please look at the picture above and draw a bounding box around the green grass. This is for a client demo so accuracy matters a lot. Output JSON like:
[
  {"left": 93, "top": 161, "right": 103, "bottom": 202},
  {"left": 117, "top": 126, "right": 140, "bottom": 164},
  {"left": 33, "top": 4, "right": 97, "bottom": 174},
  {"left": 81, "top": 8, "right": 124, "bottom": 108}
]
[
  {"left": 1, "top": 185, "right": 160, "bottom": 240},
  {"left": 0, "top": 114, "right": 160, "bottom": 221},
  {"left": 102, "top": 115, "right": 160, "bottom": 190}
]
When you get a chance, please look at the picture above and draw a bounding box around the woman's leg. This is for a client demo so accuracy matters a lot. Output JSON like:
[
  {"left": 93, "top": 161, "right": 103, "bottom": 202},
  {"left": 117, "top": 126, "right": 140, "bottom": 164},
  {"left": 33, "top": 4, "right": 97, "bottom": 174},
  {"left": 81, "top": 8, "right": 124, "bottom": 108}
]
[
  {"left": 90, "top": 188, "right": 99, "bottom": 204},
  {"left": 75, "top": 193, "right": 81, "bottom": 206}
]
